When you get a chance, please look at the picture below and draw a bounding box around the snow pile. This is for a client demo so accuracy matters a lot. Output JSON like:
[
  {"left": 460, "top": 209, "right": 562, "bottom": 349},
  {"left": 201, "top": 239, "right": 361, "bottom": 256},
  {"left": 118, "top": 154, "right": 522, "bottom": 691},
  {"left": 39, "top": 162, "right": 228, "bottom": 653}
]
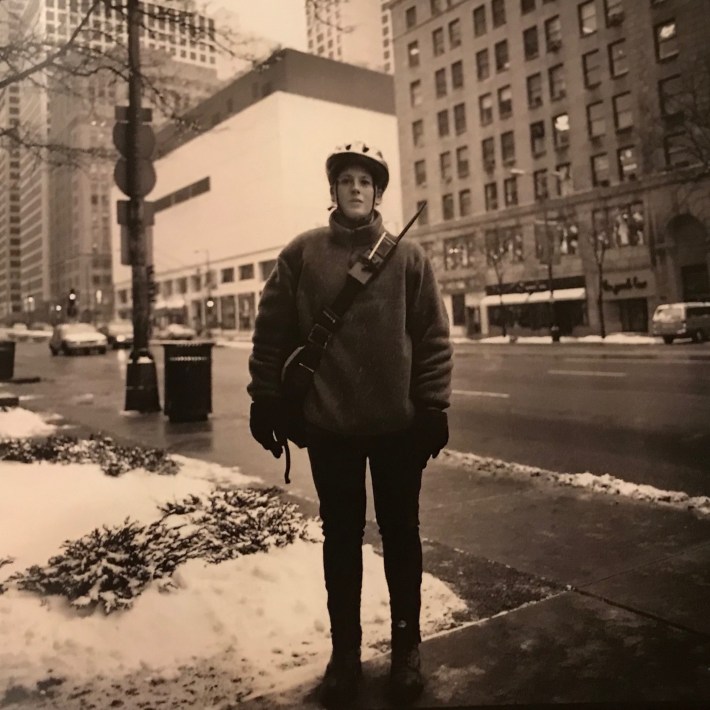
[{"left": 0, "top": 407, "right": 56, "bottom": 438}]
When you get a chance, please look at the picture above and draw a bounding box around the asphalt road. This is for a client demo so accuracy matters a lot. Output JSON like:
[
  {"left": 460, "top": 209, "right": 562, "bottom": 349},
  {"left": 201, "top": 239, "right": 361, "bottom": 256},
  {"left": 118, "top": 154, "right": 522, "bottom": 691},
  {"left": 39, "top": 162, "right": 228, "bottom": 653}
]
[{"left": 7, "top": 339, "right": 710, "bottom": 498}]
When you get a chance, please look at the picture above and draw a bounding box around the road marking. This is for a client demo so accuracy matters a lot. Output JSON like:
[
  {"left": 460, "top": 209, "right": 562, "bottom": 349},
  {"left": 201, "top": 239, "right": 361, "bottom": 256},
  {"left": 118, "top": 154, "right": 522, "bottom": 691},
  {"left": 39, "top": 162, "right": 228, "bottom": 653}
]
[
  {"left": 452, "top": 389, "right": 510, "bottom": 399},
  {"left": 548, "top": 369, "right": 627, "bottom": 378}
]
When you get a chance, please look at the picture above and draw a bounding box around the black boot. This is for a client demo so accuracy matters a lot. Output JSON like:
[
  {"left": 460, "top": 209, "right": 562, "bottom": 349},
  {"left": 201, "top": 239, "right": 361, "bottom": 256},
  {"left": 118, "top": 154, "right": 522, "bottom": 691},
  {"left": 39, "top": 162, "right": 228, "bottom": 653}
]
[
  {"left": 389, "top": 640, "right": 423, "bottom": 704},
  {"left": 319, "top": 647, "right": 362, "bottom": 707}
]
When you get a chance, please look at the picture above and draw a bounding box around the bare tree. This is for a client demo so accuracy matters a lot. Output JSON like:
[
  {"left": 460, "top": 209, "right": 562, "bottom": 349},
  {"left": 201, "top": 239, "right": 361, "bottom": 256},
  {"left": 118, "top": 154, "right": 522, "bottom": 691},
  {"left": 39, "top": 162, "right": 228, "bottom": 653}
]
[
  {"left": 589, "top": 203, "right": 611, "bottom": 339},
  {"left": 484, "top": 227, "right": 516, "bottom": 338}
]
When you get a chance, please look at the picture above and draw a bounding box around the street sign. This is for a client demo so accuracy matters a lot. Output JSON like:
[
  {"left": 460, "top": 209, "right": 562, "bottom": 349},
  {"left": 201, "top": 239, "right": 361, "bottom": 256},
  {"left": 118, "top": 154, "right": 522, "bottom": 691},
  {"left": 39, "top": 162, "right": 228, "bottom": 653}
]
[
  {"left": 114, "top": 158, "right": 157, "bottom": 197},
  {"left": 116, "top": 200, "right": 155, "bottom": 226},
  {"left": 112, "top": 122, "right": 156, "bottom": 158}
]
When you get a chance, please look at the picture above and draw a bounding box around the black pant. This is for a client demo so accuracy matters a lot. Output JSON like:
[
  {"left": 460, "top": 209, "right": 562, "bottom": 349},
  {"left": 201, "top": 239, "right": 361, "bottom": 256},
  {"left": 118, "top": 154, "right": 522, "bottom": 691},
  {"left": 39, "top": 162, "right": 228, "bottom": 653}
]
[{"left": 307, "top": 428, "right": 424, "bottom": 653}]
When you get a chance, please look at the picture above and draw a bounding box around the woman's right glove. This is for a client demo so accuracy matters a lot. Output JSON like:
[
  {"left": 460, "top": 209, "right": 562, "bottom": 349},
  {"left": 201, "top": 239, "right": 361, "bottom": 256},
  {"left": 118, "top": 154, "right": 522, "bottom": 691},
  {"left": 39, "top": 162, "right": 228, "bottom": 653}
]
[
  {"left": 411, "top": 408, "right": 449, "bottom": 469},
  {"left": 249, "top": 400, "right": 287, "bottom": 458}
]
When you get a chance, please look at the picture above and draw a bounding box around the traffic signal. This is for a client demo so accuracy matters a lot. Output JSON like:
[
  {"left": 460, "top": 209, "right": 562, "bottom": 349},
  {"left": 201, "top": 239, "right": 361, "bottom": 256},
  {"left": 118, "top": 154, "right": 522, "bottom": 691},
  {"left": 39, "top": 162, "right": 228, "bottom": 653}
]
[
  {"left": 147, "top": 265, "right": 157, "bottom": 303},
  {"left": 67, "top": 289, "right": 78, "bottom": 318}
]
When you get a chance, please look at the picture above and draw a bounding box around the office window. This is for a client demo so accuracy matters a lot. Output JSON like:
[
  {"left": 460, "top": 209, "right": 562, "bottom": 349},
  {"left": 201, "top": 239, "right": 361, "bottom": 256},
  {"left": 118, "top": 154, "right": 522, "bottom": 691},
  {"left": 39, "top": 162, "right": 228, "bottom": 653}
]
[
  {"left": 659, "top": 75, "right": 682, "bottom": 117},
  {"left": 433, "top": 27, "right": 445, "bottom": 56},
  {"left": 449, "top": 18, "right": 461, "bottom": 47},
  {"left": 587, "top": 101, "right": 605, "bottom": 136},
  {"left": 238, "top": 263, "right": 254, "bottom": 280},
  {"left": 613, "top": 92, "right": 633, "bottom": 130},
  {"left": 534, "top": 168, "right": 549, "bottom": 199},
  {"left": 591, "top": 153, "right": 610, "bottom": 186},
  {"left": 579, "top": 1, "right": 597, "bottom": 35},
  {"left": 523, "top": 26, "right": 539, "bottom": 60},
  {"left": 495, "top": 40, "right": 509, "bottom": 71},
  {"left": 545, "top": 15, "right": 562, "bottom": 50},
  {"left": 501, "top": 130, "right": 516, "bottom": 163},
  {"left": 410, "top": 80, "right": 422, "bottom": 106},
  {"left": 482, "top": 136, "right": 496, "bottom": 168},
  {"left": 451, "top": 60, "right": 464, "bottom": 88},
  {"left": 530, "top": 120, "right": 546, "bottom": 155},
  {"left": 609, "top": 40, "right": 628, "bottom": 77},
  {"left": 527, "top": 73, "right": 543, "bottom": 107},
  {"left": 459, "top": 189, "right": 472, "bottom": 216},
  {"left": 414, "top": 159, "right": 427, "bottom": 186},
  {"left": 498, "top": 85, "right": 512, "bottom": 118},
  {"left": 479, "top": 93, "right": 493, "bottom": 125},
  {"left": 454, "top": 103, "right": 467, "bottom": 134},
  {"left": 440, "top": 151, "right": 453, "bottom": 181},
  {"left": 664, "top": 134, "right": 691, "bottom": 167},
  {"left": 416, "top": 200, "right": 429, "bottom": 225},
  {"left": 407, "top": 41, "right": 420, "bottom": 67},
  {"left": 549, "top": 64, "right": 566, "bottom": 100},
  {"left": 473, "top": 4, "right": 487, "bottom": 35},
  {"left": 406, "top": 6, "right": 417, "bottom": 28},
  {"left": 476, "top": 48, "right": 490, "bottom": 80},
  {"left": 444, "top": 234, "right": 477, "bottom": 270},
  {"left": 437, "top": 109, "right": 450, "bottom": 137},
  {"left": 555, "top": 163, "right": 572, "bottom": 195},
  {"left": 504, "top": 176, "right": 518, "bottom": 206},
  {"left": 221, "top": 267, "right": 235, "bottom": 283},
  {"left": 521, "top": 0, "right": 536, "bottom": 14},
  {"left": 456, "top": 146, "right": 470, "bottom": 178},
  {"left": 492, "top": 0, "right": 506, "bottom": 27},
  {"left": 442, "top": 193, "right": 455, "bottom": 220},
  {"left": 583, "top": 50, "right": 601, "bottom": 87},
  {"left": 431, "top": 0, "right": 443, "bottom": 15},
  {"left": 655, "top": 20, "right": 678, "bottom": 61},
  {"left": 412, "top": 119, "right": 424, "bottom": 146},
  {"left": 484, "top": 182, "right": 499, "bottom": 211},
  {"left": 618, "top": 146, "right": 638, "bottom": 181},
  {"left": 553, "top": 113, "right": 570, "bottom": 148},
  {"left": 435, "top": 68, "right": 447, "bottom": 97},
  {"left": 605, "top": 0, "right": 624, "bottom": 24}
]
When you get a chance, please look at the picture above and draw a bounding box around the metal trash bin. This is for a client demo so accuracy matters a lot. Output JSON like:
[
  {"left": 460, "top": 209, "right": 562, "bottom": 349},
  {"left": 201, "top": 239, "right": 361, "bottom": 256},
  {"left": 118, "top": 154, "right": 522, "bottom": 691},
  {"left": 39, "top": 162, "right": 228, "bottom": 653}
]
[
  {"left": 162, "top": 341, "right": 214, "bottom": 422},
  {"left": 0, "top": 340, "right": 16, "bottom": 381}
]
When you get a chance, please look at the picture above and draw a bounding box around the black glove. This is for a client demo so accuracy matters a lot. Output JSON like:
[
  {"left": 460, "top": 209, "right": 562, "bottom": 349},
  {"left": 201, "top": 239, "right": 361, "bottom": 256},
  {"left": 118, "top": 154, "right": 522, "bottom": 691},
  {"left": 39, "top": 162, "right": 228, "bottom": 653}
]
[
  {"left": 250, "top": 400, "right": 287, "bottom": 458},
  {"left": 411, "top": 408, "right": 448, "bottom": 469}
]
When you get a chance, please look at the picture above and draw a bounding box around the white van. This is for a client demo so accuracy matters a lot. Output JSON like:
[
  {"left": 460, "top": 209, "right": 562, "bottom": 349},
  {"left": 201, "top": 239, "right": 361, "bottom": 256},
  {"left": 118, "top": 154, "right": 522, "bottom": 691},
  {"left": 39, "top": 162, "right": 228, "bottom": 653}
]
[{"left": 651, "top": 302, "right": 710, "bottom": 344}]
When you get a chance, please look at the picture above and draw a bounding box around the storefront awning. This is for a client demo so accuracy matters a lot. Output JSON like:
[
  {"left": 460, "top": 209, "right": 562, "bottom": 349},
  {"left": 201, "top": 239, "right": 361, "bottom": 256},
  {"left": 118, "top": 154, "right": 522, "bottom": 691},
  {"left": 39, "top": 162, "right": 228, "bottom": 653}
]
[
  {"left": 155, "top": 295, "right": 187, "bottom": 310},
  {"left": 480, "top": 287, "right": 586, "bottom": 307}
]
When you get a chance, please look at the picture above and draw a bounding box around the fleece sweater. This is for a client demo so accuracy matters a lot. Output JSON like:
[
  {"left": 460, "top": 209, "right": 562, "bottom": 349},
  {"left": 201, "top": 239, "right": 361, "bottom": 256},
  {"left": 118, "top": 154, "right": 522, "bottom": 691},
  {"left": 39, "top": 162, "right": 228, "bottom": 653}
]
[{"left": 247, "top": 211, "right": 453, "bottom": 436}]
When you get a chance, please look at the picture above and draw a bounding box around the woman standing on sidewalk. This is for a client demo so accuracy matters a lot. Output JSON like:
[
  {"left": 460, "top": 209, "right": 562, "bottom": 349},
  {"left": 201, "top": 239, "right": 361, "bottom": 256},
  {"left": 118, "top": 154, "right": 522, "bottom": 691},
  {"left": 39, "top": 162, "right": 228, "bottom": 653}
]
[{"left": 247, "top": 142, "right": 453, "bottom": 706}]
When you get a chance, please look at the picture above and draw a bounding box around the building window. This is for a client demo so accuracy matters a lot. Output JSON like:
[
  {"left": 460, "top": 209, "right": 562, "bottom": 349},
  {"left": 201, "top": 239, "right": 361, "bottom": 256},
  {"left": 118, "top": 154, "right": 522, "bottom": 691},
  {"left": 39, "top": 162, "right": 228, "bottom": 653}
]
[
  {"left": 534, "top": 168, "right": 549, "bottom": 199},
  {"left": 495, "top": 40, "right": 509, "bottom": 72},
  {"left": 437, "top": 109, "right": 450, "bottom": 137},
  {"left": 591, "top": 153, "right": 610, "bottom": 186},
  {"left": 579, "top": 1, "right": 597, "bottom": 35},
  {"left": 444, "top": 234, "right": 477, "bottom": 270},
  {"left": 527, "top": 73, "right": 543, "bottom": 107},
  {"left": 530, "top": 120, "right": 546, "bottom": 155},
  {"left": 504, "top": 176, "right": 519, "bottom": 206},
  {"left": 432, "top": 27, "right": 445, "bottom": 56},
  {"left": 473, "top": 4, "right": 487, "bottom": 36},
  {"left": 221, "top": 267, "right": 235, "bottom": 283},
  {"left": 555, "top": 163, "right": 572, "bottom": 195},
  {"left": 442, "top": 193, "right": 455, "bottom": 220},
  {"left": 605, "top": 0, "right": 624, "bottom": 25},
  {"left": 431, "top": 0, "right": 443, "bottom": 15},
  {"left": 440, "top": 151, "right": 453, "bottom": 181},
  {"left": 655, "top": 20, "right": 678, "bottom": 61},
  {"left": 587, "top": 101, "right": 605, "bottom": 137},
  {"left": 449, "top": 18, "right": 461, "bottom": 47},
  {"left": 435, "top": 68, "right": 447, "bottom": 97},
  {"left": 501, "top": 130, "right": 516, "bottom": 163},
  {"left": 239, "top": 263, "right": 255, "bottom": 280},
  {"left": 545, "top": 15, "right": 562, "bottom": 51},
  {"left": 613, "top": 92, "right": 633, "bottom": 131},
  {"left": 406, "top": 6, "right": 417, "bottom": 28},
  {"left": 659, "top": 75, "right": 682, "bottom": 118},
  {"left": 451, "top": 60, "right": 464, "bottom": 88},
  {"left": 415, "top": 159, "right": 427, "bottom": 186},
  {"left": 407, "top": 41, "right": 420, "bottom": 67},
  {"left": 479, "top": 93, "right": 493, "bottom": 125},
  {"left": 410, "top": 80, "right": 422, "bottom": 107},
  {"left": 492, "top": 0, "right": 506, "bottom": 27},
  {"left": 521, "top": 0, "right": 536, "bottom": 14},
  {"left": 498, "top": 85, "right": 513, "bottom": 119},
  {"left": 417, "top": 200, "right": 429, "bottom": 225},
  {"left": 476, "top": 48, "right": 490, "bottom": 80},
  {"left": 523, "top": 26, "right": 539, "bottom": 60},
  {"left": 664, "top": 133, "right": 691, "bottom": 167},
  {"left": 484, "top": 182, "right": 499, "bottom": 211},
  {"left": 482, "top": 136, "right": 496, "bottom": 169},
  {"left": 608, "top": 40, "right": 628, "bottom": 77},
  {"left": 583, "top": 50, "right": 601, "bottom": 87},
  {"left": 553, "top": 113, "right": 570, "bottom": 148},
  {"left": 412, "top": 119, "right": 424, "bottom": 146},
  {"left": 457, "top": 145, "right": 470, "bottom": 177},
  {"left": 617, "top": 146, "right": 638, "bottom": 181},
  {"left": 459, "top": 189, "right": 472, "bottom": 217},
  {"left": 454, "top": 103, "right": 467, "bottom": 134},
  {"left": 549, "top": 64, "right": 566, "bottom": 100}
]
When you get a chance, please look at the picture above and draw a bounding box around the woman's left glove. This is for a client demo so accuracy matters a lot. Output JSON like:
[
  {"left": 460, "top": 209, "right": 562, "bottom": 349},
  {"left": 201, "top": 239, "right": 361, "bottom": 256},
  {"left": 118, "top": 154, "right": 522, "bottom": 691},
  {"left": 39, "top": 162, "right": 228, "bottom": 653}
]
[{"left": 411, "top": 408, "right": 449, "bottom": 469}]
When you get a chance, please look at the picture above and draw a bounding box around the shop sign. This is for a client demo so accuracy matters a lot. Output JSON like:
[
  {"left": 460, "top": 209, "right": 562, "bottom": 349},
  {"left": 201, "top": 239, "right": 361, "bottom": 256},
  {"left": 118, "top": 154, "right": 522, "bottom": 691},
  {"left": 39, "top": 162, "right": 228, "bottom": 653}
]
[
  {"left": 440, "top": 276, "right": 482, "bottom": 294},
  {"left": 602, "top": 273, "right": 651, "bottom": 297}
]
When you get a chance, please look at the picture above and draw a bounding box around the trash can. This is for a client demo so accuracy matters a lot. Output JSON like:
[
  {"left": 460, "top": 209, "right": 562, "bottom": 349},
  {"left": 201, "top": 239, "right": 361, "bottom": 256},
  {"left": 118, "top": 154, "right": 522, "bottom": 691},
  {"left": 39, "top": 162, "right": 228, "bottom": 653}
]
[
  {"left": 162, "top": 341, "right": 214, "bottom": 423},
  {"left": 0, "top": 340, "right": 16, "bottom": 381},
  {"left": 550, "top": 325, "right": 561, "bottom": 343}
]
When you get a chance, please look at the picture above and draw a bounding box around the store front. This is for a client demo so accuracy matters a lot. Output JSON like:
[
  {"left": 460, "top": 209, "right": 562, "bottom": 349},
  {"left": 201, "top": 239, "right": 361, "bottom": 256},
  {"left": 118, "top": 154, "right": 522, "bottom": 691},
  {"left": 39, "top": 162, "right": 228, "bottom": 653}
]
[{"left": 598, "top": 269, "right": 656, "bottom": 333}]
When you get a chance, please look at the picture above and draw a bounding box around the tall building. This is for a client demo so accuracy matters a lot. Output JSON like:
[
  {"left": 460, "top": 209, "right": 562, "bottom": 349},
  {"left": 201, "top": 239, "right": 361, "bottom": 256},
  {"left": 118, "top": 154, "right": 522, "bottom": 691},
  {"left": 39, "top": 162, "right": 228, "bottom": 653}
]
[
  {"left": 306, "top": 0, "right": 394, "bottom": 73},
  {"left": 389, "top": 0, "right": 710, "bottom": 337}
]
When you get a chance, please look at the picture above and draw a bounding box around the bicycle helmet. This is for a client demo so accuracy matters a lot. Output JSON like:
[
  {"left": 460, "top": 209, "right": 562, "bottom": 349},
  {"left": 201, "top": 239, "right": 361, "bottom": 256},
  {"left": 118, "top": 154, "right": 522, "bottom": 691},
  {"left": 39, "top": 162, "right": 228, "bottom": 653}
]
[{"left": 325, "top": 141, "right": 389, "bottom": 192}]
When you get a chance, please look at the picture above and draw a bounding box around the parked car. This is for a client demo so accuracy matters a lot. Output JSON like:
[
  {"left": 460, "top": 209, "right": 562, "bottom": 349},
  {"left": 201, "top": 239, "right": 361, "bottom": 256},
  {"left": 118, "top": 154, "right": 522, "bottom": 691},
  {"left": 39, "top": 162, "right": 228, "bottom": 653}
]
[
  {"left": 49, "top": 323, "right": 108, "bottom": 355},
  {"left": 100, "top": 321, "right": 134, "bottom": 349},
  {"left": 157, "top": 323, "right": 196, "bottom": 340},
  {"left": 651, "top": 302, "right": 710, "bottom": 344}
]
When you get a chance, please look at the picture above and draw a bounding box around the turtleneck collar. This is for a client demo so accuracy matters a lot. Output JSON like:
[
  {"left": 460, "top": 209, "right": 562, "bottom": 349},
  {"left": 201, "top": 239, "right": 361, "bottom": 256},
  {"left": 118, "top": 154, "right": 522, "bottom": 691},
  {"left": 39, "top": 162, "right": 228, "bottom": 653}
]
[{"left": 329, "top": 209, "right": 384, "bottom": 247}]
